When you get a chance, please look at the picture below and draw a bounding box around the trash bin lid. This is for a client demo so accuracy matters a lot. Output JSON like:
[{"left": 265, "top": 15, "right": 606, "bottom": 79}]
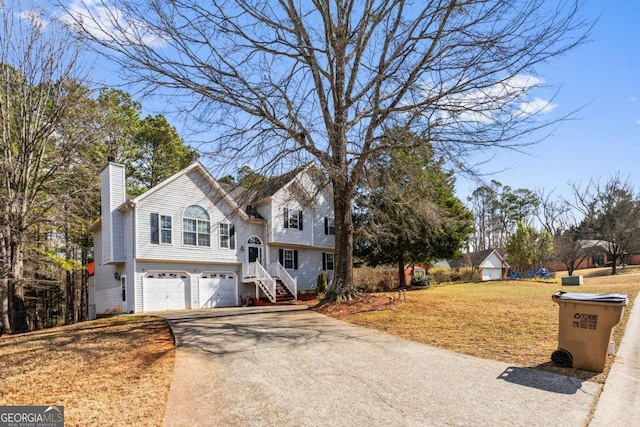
[{"left": 552, "top": 292, "right": 628, "bottom": 305}]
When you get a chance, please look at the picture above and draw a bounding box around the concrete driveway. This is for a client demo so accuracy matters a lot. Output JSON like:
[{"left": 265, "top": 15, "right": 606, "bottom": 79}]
[{"left": 160, "top": 306, "right": 599, "bottom": 427}]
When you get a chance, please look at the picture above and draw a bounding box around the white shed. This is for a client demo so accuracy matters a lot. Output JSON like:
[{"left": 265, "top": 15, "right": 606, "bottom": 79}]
[{"left": 479, "top": 250, "right": 509, "bottom": 281}]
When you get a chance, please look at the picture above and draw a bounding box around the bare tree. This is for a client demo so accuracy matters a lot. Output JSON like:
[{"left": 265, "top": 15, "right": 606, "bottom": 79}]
[
  {"left": 536, "top": 189, "right": 592, "bottom": 275},
  {"left": 0, "top": 0, "right": 87, "bottom": 333},
  {"left": 572, "top": 175, "right": 640, "bottom": 275},
  {"left": 61, "top": 0, "right": 588, "bottom": 299}
]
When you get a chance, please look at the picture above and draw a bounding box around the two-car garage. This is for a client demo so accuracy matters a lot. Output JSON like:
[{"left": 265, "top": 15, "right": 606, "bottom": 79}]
[{"left": 143, "top": 271, "right": 238, "bottom": 311}]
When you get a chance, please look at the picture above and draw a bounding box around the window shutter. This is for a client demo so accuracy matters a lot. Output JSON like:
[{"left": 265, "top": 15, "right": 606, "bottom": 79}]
[
  {"left": 324, "top": 217, "right": 328, "bottom": 235},
  {"left": 230, "top": 225, "right": 236, "bottom": 250},
  {"left": 150, "top": 213, "right": 159, "bottom": 244},
  {"left": 294, "top": 250, "right": 299, "bottom": 270},
  {"left": 299, "top": 210, "right": 303, "bottom": 230},
  {"left": 279, "top": 249, "right": 284, "bottom": 265},
  {"left": 284, "top": 208, "right": 289, "bottom": 228},
  {"left": 322, "top": 252, "right": 326, "bottom": 270}
]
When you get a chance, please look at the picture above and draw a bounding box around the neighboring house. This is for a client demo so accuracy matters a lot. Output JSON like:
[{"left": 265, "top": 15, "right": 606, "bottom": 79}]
[
  {"left": 477, "top": 249, "right": 509, "bottom": 281},
  {"left": 551, "top": 240, "right": 640, "bottom": 271},
  {"left": 404, "top": 264, "right": 430, "bottom": 286},
  {"left": 435, "top": 249, "right": 508, "bottom": 281},
  {"left": 88, "top": 160, "right": 335, "bottom": 316}
]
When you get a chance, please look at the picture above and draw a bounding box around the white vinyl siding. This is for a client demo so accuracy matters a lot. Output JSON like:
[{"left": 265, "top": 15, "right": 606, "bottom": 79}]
[
  {"left": 91, "top": 229, "right": 124, "bottom": 314},
  {"left": 135, "top": 170, "right": 260, "bottom": 264},
  {"left": 100, "top": 163, "right": 126, "bottom": 263},
  {"left": 272, "top": 247, "right": 332, "bottom": 290}
]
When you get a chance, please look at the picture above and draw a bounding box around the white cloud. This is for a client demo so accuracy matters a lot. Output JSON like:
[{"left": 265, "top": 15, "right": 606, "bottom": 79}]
[
  {"left": 635, "top": 118, "right": 640, "bottom": 125},
  {"left": 518, "top": 97, "right": 557, "bottom": 116},
  {"left": 60, "top": 0, "right": 166, "bottom": 48},
  {"left": 425, "top": 74, "right": 553, "bottom": 125}
]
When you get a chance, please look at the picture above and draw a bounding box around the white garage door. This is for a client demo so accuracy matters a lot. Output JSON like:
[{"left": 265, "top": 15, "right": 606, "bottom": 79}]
[
  {"left": 144, "top": 272, "right": 188, "bottom": 311},
  {"left": 199, "top": 273, "right": 237, "bottom": 308},
  {"left": 482, "top": 268, "right": 502, "bottom": 281}
]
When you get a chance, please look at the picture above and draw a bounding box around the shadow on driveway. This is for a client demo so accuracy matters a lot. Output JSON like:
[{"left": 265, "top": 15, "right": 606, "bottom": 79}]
[{"left": 162, "top": 307, "right": 600, "bottom": 427}]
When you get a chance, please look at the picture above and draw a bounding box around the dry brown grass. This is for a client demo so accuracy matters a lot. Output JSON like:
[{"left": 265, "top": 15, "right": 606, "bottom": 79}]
[
  {"left": 317, "top": 267, "right": 640, "bottom": 383},
  {"left": 0, "top": 316, "right": 175, "bottom": 426}
]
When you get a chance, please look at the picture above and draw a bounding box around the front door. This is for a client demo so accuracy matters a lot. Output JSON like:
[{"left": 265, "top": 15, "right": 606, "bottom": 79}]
[
  {"left": 246, "top": 236, "right": 263, "bottom": 265},
  {"left": 248, "top": 246, "right": 262, "bottom": 264}
]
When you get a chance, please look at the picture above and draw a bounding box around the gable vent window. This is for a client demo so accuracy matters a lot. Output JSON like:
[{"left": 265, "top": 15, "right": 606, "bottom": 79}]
[
  {"left": 219, "top": 223, "right": 236, "bottom": 250},
  {"left": 183, "top": 205, "right": 210, "bottom": 247},
  {"left": 151, "top": 213, "right": 172, "bottom": 244},
  {"left": 283, "top": 208, "right": 303, "bottom": 230}
]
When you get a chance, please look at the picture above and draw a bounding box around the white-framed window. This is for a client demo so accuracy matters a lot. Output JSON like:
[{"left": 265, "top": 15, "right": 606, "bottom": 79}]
[
  {"left": 151, "top": 213, "right": 172, "bottom": 244},
  {"left": 283, "top": 208, "right": 303, "bottom": 230},
  {"left": 324, "top": 217, "right": 335, "bottom": 235},
  {"left": 183, "top": 205, "right": 210, "bottom": 247},
  {"left": 284, "top": 250, "right": 294, "bottom": 269},
  {"left": 219, "top": 223, "right": 236, "bottom": 249},
  {"left": 279, "top": 248, "right": 298, "bottom": 270},
  {"left": 323, "top": 252, "right": 335, "bottom": 271}
]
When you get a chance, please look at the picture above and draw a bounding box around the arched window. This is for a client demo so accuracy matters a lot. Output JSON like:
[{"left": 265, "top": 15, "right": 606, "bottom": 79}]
[
  {"left": 183, "top": 205, "right": 210, "bottom": 246},
  {"left": 247, "top": 236, "right": 262, "bottom": 245}
]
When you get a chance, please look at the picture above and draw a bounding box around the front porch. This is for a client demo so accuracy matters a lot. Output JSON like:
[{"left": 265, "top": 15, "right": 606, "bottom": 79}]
[{"left": 242, "top": 261, "right": 297, "bottom": 303}]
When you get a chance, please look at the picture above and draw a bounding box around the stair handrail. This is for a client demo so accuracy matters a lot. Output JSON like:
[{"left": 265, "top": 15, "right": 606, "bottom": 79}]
[
  {"left": 268, "top": 262, "right": 297, "bottom": 300},
  {"left": 248, "top": 261, "right": 276, "bottom": 302}
]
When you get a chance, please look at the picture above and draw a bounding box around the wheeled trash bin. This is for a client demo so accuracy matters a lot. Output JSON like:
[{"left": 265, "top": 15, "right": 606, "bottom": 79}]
[{"left": 551, "top": 292, "right": 628, "bottom": 372}]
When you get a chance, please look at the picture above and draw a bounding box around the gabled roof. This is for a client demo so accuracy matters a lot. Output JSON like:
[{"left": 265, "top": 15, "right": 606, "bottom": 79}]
[
  {"left": 109, "top": 161, "right": 328, "bottom": 222},
  {"left": 435, "top": 248, "right": 509, "bottom": 269},
  {"left": 251, "top": 167, "right": 307, "bottom": 203},
  {"left": 127, "top": 162, "right": 250, "bottom": 221},
  {"left": 478, "top": 249, "right": 509, "bottom": 269},
  {"left": 218, "top": 164, "right": 324, "bottom": 207}
]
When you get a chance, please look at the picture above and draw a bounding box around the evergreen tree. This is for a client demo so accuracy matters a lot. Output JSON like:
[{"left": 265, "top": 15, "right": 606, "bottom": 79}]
[{"left": 354, "top": 129, "right": 473, "bottom": 287}]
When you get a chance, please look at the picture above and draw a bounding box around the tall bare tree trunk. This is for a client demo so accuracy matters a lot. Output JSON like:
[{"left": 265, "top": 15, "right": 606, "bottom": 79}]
[{"left": 327, "top": 176, "right": 356, "bottom": 301}]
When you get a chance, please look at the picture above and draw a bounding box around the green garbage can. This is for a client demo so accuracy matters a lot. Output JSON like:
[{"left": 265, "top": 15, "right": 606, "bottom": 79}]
[{"left": 551, "top": 292, "right": 628, "bottom": 372}]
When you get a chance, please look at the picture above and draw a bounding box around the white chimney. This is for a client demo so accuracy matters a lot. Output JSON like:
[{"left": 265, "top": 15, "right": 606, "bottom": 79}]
[{"left": 100, "top": 160, "right": 125, "bottom": 264}]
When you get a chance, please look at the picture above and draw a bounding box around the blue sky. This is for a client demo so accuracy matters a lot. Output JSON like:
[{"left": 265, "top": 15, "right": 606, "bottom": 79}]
[
  {"left": 458, "top": 1, "right": 640, "bottom": 201},
  {"left": 49, "top": 1, "right": 640, "bottom": 202}
]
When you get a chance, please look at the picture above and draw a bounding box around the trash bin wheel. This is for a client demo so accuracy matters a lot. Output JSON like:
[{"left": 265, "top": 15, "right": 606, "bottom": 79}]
[{"left": 551, "top": 349, "right": 573, "bottom": 367}]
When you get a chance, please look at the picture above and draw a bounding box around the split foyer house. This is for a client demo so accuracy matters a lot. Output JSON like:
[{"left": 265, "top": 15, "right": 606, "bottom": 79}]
[{"left": 88, "top": 160, "right": 335, "bottom": 316}]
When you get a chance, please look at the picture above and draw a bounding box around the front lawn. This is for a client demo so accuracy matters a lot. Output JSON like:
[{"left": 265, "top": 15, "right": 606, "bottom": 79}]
[
  {"left": 317, "top": 268, "right": 640, "bottom": 383},
  {"left": 0, "top": 316, "right": 175, "bottom": 426}
]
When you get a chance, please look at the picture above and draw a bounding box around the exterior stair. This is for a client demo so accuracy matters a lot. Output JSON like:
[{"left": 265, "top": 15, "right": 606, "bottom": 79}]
[{"left": 273, "top": 277, "right": 295, "bottom": 302}]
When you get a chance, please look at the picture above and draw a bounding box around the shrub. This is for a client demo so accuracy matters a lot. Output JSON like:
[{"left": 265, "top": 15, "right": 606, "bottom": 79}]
[
  {"left": 411, "top": 274, "right": 431, "bottom": 287},
  {"left": 353, "top": 266, "right": 399, "bottom": 292},
  {"left": 317, "top": 272, "right": 328, "bottom": 298}
]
